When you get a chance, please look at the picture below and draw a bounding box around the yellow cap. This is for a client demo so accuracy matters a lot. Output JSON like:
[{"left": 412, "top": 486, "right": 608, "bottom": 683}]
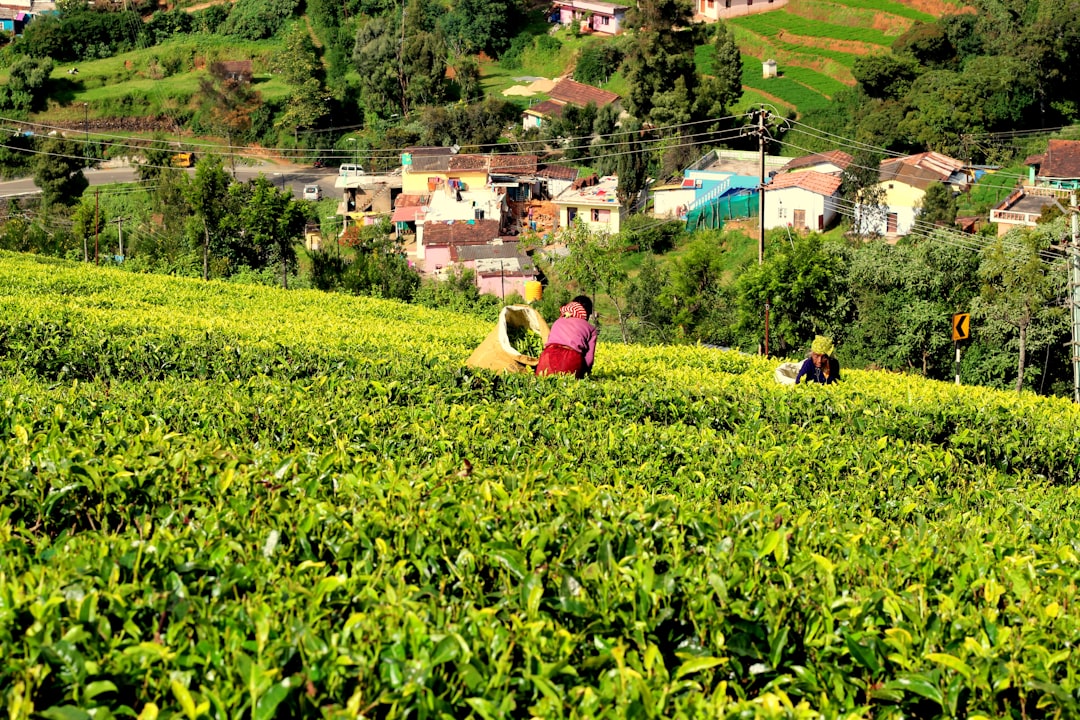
[{"left": 811, "top": 335, "right": 834, "bottom": 356}]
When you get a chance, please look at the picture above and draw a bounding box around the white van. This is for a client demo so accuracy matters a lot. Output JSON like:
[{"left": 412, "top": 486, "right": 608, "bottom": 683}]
[{"left": 339, "top": 164, "right": 365, "bottom": 177}]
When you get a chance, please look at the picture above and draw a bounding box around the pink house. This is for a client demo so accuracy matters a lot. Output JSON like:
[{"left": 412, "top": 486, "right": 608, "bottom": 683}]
[
  {"left": 415, "top": 218, "right": 503, "bottom": 276},
  {"left": 451, "top": 242, "right": 538, "bottom": 299},
  {"left": 551, "top": 0, "right": 627, "bottom": 34}
]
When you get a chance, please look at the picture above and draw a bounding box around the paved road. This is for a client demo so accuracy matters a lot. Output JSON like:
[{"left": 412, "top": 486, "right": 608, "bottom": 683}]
[{"left": 0, "top": 163, "right": 343, "bottom": 200}]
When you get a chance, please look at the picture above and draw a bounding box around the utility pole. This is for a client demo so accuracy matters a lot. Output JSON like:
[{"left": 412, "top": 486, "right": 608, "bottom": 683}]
[
  {"left": 758, "top": 107, "right": 767, "bottom": 265},
  {"left": 115, "top": 216, "right": 127, "bottom": 260},
  {"left": 94, "top": 188, "right": 100, "bottom": 265},
  {"left": 83, "top": 102, "right": 89, "bottom": 165},
  {"left": 1071, "top": 191, "right": 1079, "bottom": 403}
]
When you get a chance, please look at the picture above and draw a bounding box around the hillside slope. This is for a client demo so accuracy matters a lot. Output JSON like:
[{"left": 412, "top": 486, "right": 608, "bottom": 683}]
[{"left": 2, "top": 252, "right": 1079, "bottom": 717}]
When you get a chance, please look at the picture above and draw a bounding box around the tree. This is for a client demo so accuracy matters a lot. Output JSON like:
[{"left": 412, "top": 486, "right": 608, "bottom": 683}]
[
  {"left": 234, "top": 176, "right": 309, "bottom": 288},
  {"left": 220, "top": 0, "right": 299, "bottom": 40},
  {"left": 972, "top": 223, "right": 1066, "bottom": 392},
  {"left": 33, "top": 137, "right": 88, "bottom": 208},
  {"left": 275, "top": 26, "right": 330, "bottom": 135},
  {"left": 354, "top": 16, "right": 400, "bottom": 118},
  {"left": 842, "top": 150, "right": 886, "bottom": 237},
  {"left": 696, "top": 22, "right": 741, "bottom": 119},
  {"left": 197, "top": 63, "right": 262, "bottom": 177},
  {"left": 0, "top": 56, "right": 54, "bottom": 115},
  {"left": 623, "top": 254, "right": 676, "bottom": 344},
  {"left": 615, "top": 117, "right": 648, "bottom": 210},
  {"left": 845, "top": 236, "right": 979, "bottom": 376},
  {"left": 852, "top": 53, "right": 919, "bottom": 100},
  {"left": 917, "top": 182, "right": 958, "bottom": 228},
  {"left": 439, "top": 0, "right": 519, "bottom": 55},
  {"left": 184, "top": 156, "right": 231, "bottom": 280},
  {"left": 667, "top": 236, "right": 732, "bottom": 343},
  {"left": 556, "top": 220, "right": 631, "bottom": 341},
  {"left": 71, "top": 199, "right": 105, "bottom": 263},
  {"left": 734, "top": 233, "right": 852, "bottom": 356}
]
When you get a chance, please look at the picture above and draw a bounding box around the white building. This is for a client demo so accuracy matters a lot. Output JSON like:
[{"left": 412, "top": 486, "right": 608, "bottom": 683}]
[{"left": 763, "top": 171, "right": 842, "bottom": 231}]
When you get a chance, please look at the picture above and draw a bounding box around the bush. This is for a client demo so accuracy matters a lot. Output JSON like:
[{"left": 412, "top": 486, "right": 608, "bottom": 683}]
[
  {"left": 573, "top": 42, "right": 624, "bottom": 85},
  {"left": 219, "top": 0, "right": 300, "bottom": 40}
]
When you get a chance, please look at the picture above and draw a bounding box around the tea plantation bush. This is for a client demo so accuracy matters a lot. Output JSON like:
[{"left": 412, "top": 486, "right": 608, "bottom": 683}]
[{"left": 1, "top": 252, "right": 1079, "bottom": 719}]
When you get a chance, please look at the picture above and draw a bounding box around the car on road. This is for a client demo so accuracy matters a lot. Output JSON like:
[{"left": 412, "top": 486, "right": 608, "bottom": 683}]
[
  {"left": 338, "top": 164, "right": 365, "bottom": 177},
  {"left": 303, "top": 184, "right": 322, "bottom": 201}
]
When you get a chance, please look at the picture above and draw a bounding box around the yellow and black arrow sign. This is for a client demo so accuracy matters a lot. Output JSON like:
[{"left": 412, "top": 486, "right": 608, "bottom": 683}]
[{"left": 951, "top": 312, "right": 971, "bottom": 341}]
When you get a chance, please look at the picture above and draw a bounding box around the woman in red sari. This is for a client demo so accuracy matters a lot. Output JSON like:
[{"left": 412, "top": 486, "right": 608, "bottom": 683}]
[{"left": 535, "top": 296, "right": 598, "bottom": 379}]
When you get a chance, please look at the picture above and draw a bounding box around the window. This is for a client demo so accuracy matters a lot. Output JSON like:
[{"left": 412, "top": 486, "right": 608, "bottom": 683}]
[
  {"left": 600, "top": 14, "right": 609, "bottom": 24},
  {"left": 591, "top": 208, "right": 611, "bottom": 222}
]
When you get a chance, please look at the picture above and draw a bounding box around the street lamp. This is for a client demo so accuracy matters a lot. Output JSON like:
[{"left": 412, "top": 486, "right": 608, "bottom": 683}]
[{"left": 346, "top": 137, "right": 357, "bottom": 169}]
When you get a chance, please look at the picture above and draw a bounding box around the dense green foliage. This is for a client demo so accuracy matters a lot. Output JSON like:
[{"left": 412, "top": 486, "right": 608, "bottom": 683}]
[{"left": 2, "top": 253, "right": 1080, "bottom": 718}]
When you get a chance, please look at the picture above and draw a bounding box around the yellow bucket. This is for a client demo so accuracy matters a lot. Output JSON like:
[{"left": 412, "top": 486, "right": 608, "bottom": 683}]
[{"left": 524, "top": 280, "right": 543, "bottom": 302}]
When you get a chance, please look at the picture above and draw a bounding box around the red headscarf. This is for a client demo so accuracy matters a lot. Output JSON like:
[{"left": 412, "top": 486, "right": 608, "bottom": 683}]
[{"left": 560, "top": 301, "right": 588, "bottom": 319}]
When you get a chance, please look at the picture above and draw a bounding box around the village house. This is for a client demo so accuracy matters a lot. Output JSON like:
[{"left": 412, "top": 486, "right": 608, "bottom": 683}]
[
  {"left": 215, "top": 60, "right": 252, "bottom": 83},
  {"left": 415, "top": 218, "right": 504, "bottom": 276},
  {"left": 1027, "top": 139, "right": 1080, "bottom": 191},
  {"left": 652, "top": 148, "right": 784, "bottom": 230},
  {"left": 522, "top": 78, "right": 620, "bottom": 131},
  {"left": 0, "top": 8, "right": 31, "bottom": 34},
  {"left": 550, "top": 0, "right": 626, "bottom": 35},
  {"left": 856, "top": 151, "right": 968, "bottom": 237},
  {"left": 763, "top": 170, "right": 842, "bottom": 231},
  {"left": 334, "top": 175, "right": 400, "bottom": 229},
  {"left": 777, "top": 150, "right": 852, "bottom": 176},
  {"left": 989, "top": 139, "right": 1079, "bottom": 236},
  {"left": 695, "top": 0, "right": 783, "bottom": 23},
  {"left": 553, "top": 174, "right": 626, "bottom": 234},
  {"left": 450, "top": 241, "right": 538, "bottom": 299}
]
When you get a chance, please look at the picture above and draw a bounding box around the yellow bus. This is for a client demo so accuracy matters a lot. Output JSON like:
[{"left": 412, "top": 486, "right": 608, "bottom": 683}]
[{"left": 171, "top": 152, "right": 196, "bottom": 168}]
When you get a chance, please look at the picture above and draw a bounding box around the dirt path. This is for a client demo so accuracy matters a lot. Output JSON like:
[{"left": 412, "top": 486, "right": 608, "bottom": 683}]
[
  {"left": 182, "top": 0, "right": 237, "bottom": 13},
  {"left": 897, "top": 0, "right": 975, "bottom": 15},
  {"left": 742, "top": 85, "right": 796, "bottom": 111},
  {"left": 775, "top": 30, "right": 880, "bottom": 60}
]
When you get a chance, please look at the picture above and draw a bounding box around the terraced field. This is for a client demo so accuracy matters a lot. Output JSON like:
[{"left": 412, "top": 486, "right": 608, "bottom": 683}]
[{"left": 724, "top": 0, "right": 960, "bottom": 116}]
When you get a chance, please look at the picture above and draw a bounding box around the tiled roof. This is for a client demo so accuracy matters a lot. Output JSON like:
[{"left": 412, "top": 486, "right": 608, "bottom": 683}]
[
  {"left": 447, "top": 243, "right": 531, "bottom": 274},
  {"left": 421, "top": 219, "right": 503, "bottom": 246},
  {"left": 448, "top": 155, "right": 489, "bottom": 171},
  {"left": 523, "top": 100, "right": 566, "bottom": 119},
  {"left": 408, "top": 154, "right": 538, "bottom": 175},
  {"left": 1038, "top": 139, "right": 1080, "bottom": 180},
  {"left": 549, "top": 78, "right": 620, "bottom": 108},
  {"left": 394, "top": 193, "right": 430, "bottom": 207},
  {"left": 780, "top": 150, "right": 853, "bottom": 173},
  {"left": 490, "top": 154, "right": 538, "bottom": 174},
  {"left": 766, "top": 170, "right": 842, "bottom": 196},
  {"left": 537, "top": 164, "right": 579, "bottom": 181},
  {"left": 403, "top": 146, "right": 453, "bottom": 157},
  {"left": 879, "top": 152, "right": 964, "bottom": 191}
]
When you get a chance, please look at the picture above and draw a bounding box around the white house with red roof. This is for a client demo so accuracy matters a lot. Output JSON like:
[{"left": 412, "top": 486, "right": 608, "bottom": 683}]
[{"left": 763, "top": 171, "right": 842, "bottom": 231}]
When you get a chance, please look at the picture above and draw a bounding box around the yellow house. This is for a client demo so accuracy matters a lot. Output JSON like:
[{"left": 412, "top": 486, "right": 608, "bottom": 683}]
[
  {"left": 402, "top": 153, "right": 489, "bottom": 196},
  {"left": 553, "top": 175, "right": 625, "bottom": 235},
  {"left": 400, "top": 151, "right": 539, "bottom": 195},
  {"left": 856, "top": 152, "right": 967, "bottom": 236}
]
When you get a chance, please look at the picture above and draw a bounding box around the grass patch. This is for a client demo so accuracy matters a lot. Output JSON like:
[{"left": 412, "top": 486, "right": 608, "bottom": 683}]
[
  {"left": 809, "top": 0, "right": 935, "bottom": 23},
  {"left": 740, "top": 56, "right": 832, "bottom": 113},
  {"left": 731, "top": 9, "right": 895, "bottom": 46},
  {"left": 957, "top": 163, "right": 1027, "bottom": 217},
  {"left": 35, "top": 32, "right": 288, "bottom": 119},
  {"left": 780, "top": 66, "right": 850, "bottom": 98}
]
